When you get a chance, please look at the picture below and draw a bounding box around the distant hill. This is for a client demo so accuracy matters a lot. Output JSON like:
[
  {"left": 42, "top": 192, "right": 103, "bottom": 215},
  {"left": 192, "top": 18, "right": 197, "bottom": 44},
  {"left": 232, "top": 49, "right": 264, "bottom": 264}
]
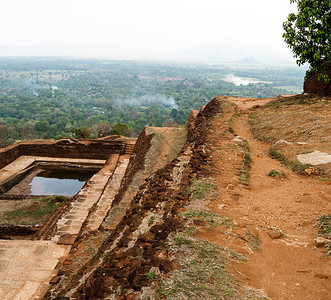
[
  {"left": 232, "top": 57, "right": 261, "bottom": 65},
  {"left": 0, "top": 38, "right": 296, "bottom": 65},
  {"left": 179, "top": 38, "right": 295, "bottom": 65}
]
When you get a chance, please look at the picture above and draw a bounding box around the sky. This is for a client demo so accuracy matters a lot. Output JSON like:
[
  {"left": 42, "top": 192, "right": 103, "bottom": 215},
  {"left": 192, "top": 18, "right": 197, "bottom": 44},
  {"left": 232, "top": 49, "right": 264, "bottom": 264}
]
[{"left": 0, "top": 0, "right": 297, "bottom": 60}]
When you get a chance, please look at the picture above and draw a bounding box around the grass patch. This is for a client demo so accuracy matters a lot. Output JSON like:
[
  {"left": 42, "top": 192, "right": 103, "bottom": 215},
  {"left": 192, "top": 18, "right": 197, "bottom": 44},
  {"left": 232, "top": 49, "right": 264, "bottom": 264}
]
[
  {"left": 183, "top": 226, "right": 196, "bottom": 236},
  {"left": 184, "top": 178, "right": 218, "bottom": 201},
  {"left": 263, "top": 94, "right": 318, "bottom": 109},
  {"left": 268, "top": 146, "right": 310, "bottom": 175},
  {"left": 268, "top": 169, "right": 286, "bottom": 179},
  {"left": 147, "top": 272, "right": 158, "bottom": 280},
  {"left": 0, "top": 196, "right": 69, "bottom": 225},
  {"left": 156, "top": 235, "right": 247, "bottom": 299},
  {"left": 149, "top": 215, "right": 156, "bottom": 225},
  {"left": 182, "top": 209, "right": 234, "bottom": 227},
  {"left": 245, "top": 230, "right": 262, "bottom": 252},
  {"left": 315, "top": 215, "right": 331, "bottom": 256},
  {"left": 227, "top": 104, "right": 241, "bottom": 135},
  {"left": 237, "top": 139, "right": 251, "bottom": 185}
]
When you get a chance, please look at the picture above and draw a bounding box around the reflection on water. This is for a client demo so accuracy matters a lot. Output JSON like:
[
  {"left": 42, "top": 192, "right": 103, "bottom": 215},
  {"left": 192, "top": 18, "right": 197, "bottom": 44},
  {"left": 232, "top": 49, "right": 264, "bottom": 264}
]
[
  {"left": 223, "top": 74, "right": 272, "bottom": 86},
  {"left": 30, "top": 177, "right": 85, "bottom": 196},
  {"left": 29, "top": 168, "right": 97, "bottom": 196}
]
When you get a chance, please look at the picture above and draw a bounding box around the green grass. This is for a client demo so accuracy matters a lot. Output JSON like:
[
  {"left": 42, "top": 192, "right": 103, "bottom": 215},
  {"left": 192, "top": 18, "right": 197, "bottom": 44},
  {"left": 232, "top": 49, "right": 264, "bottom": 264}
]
[
  {"left": 102, "top": 250, "right": 110, "bottom": 260},
  {"left": 237, "top": 139, "right": 251, "bottom": 185},
  {"left": 184, "top": 178, "right": 218, "bottom": 201},
  {"left": 147, "top": 272, "right": 158, "bottom": 280},
  {"left": 183, "top": 226, "right": 197, "bottom": 236},
  {"left": 0, "top": 196, "right": 69, "bottom": 225},
  {"left": 268, "top": 146, "right": 310, "bottom": 175},
  {"left": 245, "top": 230, "right": 262, "bottom": 252},
  {"left": 227, "top": 104, "right": 242, "bottom": 135},
  {"left": 315, "top": 215, "right": 331, "bottom": 256},
  {"left": 149, "top": 215, "right": 156, "bottom": 225},
  {"left": 182, "top": 209, "right": 234, "bottom": 227},
  {"left": 268, "top": 169, "right": 286, "bottom": 179}
]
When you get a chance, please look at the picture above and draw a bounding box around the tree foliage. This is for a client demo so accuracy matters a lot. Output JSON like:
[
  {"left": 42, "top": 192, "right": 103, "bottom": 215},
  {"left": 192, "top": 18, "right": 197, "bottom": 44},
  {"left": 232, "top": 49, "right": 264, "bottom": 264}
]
[
  {"left": 283, "top": 0, "right": 331, "bottom": 80},
  {"left": 110, "top": 123, "right": 133, "bottom": 136}
]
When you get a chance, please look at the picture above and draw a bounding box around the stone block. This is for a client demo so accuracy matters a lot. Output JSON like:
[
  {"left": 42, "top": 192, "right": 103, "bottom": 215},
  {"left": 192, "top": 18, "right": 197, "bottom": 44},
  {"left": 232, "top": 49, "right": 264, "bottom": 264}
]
[
  {"left": 13, "top": 281, "right": 40, "bottom": 300},
  {"left": 29, "top": 270, "right": 53, "bottom": 281},
  {"left": 52, "top": 246, "right": 69, "bottom": 259},
  {"left": 57, "top": 234, "right": 78, "bottom": 245}
]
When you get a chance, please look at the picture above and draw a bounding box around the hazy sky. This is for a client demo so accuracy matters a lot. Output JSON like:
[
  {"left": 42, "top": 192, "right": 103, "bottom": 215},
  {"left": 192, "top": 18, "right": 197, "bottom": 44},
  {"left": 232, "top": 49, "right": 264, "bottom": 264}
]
[{"left": 0, "top": 0, "right": 296, "bottom": 57}]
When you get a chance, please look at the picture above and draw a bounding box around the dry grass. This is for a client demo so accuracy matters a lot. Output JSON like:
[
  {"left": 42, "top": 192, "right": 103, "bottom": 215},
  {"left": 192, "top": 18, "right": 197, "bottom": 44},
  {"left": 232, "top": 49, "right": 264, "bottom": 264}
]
[
  {"left": 183, "top": 178, "right": 218, "bottom": 202},
  {"left": 250, "top": 97, "right": 331, "bottom": 146},
  {"left": 146, "top": 127, "right": 187, "bottom": 169},
  {"left": 315, "top": 215, "right": 331, "bottom": 256},
  {"left": 268, "top": 169, "right": 286, "bottom": 179},
  {"left": 237, "top": 140, "right": 251, "bottom": 185},
  {"left": 155, "top": 234, "right": 267, "bottom": 300},
  {"left": 250, "top": 95, "right": 331, "bottom": 177},
  {"left": 181, "top": 209, "right": 234, "bottom": 227},
  {"left": 156, "top": 234, "right": 240, "bottom": 299}
]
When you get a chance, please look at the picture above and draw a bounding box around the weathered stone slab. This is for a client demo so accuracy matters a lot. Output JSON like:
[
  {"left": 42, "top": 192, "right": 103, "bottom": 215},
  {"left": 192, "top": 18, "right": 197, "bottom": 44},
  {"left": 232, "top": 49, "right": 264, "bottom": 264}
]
[
  {"left": 297, "top": 150, "right": 331, "bottom": 166},
  {"left": 0, "top": 240, "right": 69, "bottom": 299},
  {"left": 56, "top": 234, "right": 78, "bottom": 245}
]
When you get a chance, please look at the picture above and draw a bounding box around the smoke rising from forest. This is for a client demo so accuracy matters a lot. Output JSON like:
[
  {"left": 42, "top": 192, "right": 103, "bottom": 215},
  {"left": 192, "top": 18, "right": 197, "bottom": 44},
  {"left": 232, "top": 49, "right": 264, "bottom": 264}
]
[
  {"left": 23, "top": 79, "right": 50, "bottom": 96},
  {"left": 116, "top": 94, "right": 178, "bottom": 110}
]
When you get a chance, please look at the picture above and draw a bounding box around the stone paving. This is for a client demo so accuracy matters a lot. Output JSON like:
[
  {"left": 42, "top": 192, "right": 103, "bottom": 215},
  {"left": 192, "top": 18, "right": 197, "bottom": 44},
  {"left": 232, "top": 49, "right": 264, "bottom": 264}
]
[
  {"left": 0, "top": 240, "right": 70, "bottom": 300},
  {"left": 86, "top": 156, "right": 130, "bottom": 232}
]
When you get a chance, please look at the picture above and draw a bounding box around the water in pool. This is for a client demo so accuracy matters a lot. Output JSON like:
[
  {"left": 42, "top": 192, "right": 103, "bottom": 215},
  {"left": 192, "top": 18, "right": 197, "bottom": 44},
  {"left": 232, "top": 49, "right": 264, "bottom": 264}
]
[{"left": 29, "top": 168, "right": 97, "bottom": 196}]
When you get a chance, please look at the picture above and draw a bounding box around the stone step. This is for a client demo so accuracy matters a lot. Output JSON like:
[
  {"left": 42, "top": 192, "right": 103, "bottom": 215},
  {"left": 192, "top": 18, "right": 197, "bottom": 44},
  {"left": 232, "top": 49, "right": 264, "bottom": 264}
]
[
  {"left": 51, "top": 154, "right": 120, "bottom": 244},
  {"left": 124, "top": 143, "right": 135, "bottom": 155},
  {"left": 85, "top": 157, "right": 130, "bottom": 232}
]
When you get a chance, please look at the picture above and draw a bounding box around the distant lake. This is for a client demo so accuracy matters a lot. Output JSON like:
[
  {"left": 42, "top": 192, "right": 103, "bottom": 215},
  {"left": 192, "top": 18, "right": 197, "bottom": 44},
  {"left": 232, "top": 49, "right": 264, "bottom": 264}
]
[{"left": 224, "top": 74, "right": 272, "bottom": 86}]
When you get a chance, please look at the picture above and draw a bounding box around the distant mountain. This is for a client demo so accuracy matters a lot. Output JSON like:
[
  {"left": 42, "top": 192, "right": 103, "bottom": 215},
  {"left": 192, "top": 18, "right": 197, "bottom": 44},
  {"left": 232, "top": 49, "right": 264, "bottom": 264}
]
[
  {"left": 178, "top": 38, "right": 295, "bottom": 65},
  {"left": 0, "top": 38, "right": 296, "bottom": 65},
  {"left": 232, "top": 57, "right": 261, "bottom": 65}
]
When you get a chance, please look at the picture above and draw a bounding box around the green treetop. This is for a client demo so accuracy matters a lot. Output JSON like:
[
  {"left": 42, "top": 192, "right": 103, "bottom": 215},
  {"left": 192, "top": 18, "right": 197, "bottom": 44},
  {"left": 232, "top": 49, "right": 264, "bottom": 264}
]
[{"left": 283, "top": 0, "right": 331, "bottom": 81}]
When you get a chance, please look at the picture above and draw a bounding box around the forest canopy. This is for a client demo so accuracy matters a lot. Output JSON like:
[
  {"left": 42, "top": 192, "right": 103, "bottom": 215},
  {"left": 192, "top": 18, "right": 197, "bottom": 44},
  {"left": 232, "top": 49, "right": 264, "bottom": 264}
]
[{"left": 0, "top": 58, "right": 305, "bottom": 147}]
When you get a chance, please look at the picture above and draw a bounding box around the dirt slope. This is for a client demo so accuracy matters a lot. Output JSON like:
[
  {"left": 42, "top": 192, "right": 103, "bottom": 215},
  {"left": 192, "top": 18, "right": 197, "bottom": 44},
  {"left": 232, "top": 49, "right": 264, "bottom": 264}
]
[{"left": 207, "top": 96, "right": 331, "bottom": 299}]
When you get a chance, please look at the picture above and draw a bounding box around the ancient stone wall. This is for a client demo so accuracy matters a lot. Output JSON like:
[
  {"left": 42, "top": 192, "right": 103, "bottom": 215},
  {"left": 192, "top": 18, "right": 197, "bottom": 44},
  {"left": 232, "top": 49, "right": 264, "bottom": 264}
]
[{"left": 0, "top": 138, "right": 128, "bottom": 169}]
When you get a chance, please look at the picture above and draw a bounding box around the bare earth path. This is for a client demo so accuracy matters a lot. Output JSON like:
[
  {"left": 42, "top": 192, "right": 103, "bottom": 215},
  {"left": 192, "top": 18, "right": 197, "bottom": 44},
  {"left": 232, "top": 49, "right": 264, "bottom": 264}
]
[{"left": 212, "top": 98, "right": 331, "bottom": 299}]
